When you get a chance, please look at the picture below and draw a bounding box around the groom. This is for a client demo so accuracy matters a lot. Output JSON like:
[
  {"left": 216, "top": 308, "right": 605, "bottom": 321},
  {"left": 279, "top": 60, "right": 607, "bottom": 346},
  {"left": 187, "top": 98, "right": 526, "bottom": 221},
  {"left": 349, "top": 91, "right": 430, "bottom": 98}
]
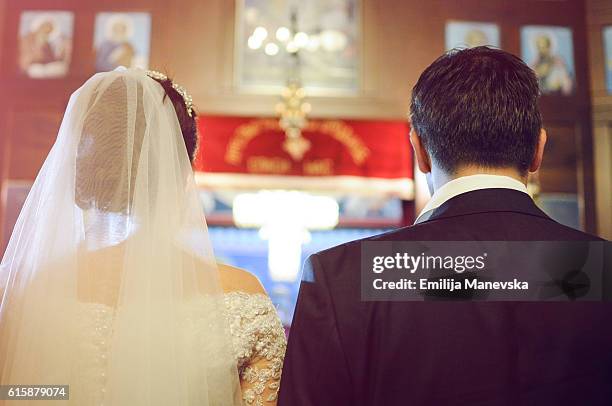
[{"left": 278, "top": 47, "right": 611, "bottom": 405}]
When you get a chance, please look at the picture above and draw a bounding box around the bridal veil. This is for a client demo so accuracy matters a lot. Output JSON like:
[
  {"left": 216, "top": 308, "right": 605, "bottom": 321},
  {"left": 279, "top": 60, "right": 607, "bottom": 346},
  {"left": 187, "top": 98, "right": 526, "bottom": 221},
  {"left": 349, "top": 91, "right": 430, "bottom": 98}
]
[{"left": 0, "top": 68, "right": 242, "bottom": 405}]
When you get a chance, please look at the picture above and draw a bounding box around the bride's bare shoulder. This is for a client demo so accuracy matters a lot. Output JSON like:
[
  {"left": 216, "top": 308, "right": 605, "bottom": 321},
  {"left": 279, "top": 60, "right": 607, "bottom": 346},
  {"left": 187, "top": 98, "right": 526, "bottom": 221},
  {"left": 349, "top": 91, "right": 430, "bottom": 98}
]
[{"left": 217, "top": 262, "right": 266, "bottom": 295}]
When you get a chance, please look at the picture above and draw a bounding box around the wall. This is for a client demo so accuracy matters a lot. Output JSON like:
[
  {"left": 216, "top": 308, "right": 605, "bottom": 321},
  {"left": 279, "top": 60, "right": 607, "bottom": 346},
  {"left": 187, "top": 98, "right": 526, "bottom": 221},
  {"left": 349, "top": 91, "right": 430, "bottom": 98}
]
[
  {"left": 586, "top": 0, "right": 612, "bottom": 239},
  {"left": 0, "top": 0, "right": 602, "bottom": 250}
]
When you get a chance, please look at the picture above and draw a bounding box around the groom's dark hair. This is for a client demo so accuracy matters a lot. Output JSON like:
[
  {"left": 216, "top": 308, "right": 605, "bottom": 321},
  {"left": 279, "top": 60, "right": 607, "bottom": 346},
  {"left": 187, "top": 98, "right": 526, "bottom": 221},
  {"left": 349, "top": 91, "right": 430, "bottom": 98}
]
[{"left": 410, "top": 46, "right": 542, "bottom": 174}]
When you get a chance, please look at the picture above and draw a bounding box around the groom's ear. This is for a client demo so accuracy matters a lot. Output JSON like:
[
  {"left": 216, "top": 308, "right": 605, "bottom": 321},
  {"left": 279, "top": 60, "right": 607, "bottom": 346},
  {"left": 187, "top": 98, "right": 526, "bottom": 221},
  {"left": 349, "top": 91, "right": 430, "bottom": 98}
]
[
  {"left": 529, "top": 128, "right": 547, "bottom": 173},
  {"left": 410, "top": 128, "right": 432, "bottom": 174}
]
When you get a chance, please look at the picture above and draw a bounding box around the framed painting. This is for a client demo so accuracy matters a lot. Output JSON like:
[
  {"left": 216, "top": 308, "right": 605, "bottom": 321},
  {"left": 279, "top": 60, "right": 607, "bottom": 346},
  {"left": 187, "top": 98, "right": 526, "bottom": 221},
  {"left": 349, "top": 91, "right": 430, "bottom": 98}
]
[
  {"left": 94, "top": 12, "right": 152, "bottom": 71},
  {"left": 18, "top": 11, "right": 74, "bottom": 78},
  {"left": 445, "top": 21, "right": 500, "bottom": 50},
  {"left": 521, "top": 25, "right": 575, "bottom": 95}
]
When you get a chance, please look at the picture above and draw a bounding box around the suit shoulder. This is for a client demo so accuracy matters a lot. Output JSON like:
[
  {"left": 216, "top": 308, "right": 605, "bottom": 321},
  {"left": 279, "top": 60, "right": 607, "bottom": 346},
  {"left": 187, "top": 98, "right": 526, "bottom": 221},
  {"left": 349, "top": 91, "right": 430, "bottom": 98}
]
[
  {"left": 308, "top": 218, "right": 605, "bottom": 274},
  {"left": 310, "top": 226, "right": 422, "bottom": 268},
  {"left": 543, "top": 220, "right": 605, "bottom": 241}
]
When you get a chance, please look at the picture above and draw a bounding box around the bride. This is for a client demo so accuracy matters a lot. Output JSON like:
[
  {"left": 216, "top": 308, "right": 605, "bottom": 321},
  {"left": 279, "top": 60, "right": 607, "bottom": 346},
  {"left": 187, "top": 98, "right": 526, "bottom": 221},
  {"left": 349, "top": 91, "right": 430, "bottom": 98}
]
[{"left": 0, "top": 68, "right": 286, "bottom": 405}]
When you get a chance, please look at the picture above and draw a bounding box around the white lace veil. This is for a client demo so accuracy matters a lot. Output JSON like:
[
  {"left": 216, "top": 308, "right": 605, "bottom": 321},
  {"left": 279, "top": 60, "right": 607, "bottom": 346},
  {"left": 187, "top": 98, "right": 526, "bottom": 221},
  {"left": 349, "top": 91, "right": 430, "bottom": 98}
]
[{"left": 0, "top": 68, "right": 242, "bottom": 405}]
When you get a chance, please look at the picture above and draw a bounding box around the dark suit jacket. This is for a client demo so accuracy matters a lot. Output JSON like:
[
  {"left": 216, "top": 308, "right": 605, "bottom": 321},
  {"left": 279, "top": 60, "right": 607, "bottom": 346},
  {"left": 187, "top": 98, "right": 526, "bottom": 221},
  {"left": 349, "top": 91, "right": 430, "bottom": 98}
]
[{"left": 278, "top": 189, "right": 611, "bottom": 406}]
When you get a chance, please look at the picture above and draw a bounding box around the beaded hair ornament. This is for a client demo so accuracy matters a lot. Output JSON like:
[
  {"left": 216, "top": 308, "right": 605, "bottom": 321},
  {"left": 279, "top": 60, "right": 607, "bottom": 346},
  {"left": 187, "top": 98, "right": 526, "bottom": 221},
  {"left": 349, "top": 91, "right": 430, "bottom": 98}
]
[{"left": 145, "top": 70, "right": 194, "bottom": 118}]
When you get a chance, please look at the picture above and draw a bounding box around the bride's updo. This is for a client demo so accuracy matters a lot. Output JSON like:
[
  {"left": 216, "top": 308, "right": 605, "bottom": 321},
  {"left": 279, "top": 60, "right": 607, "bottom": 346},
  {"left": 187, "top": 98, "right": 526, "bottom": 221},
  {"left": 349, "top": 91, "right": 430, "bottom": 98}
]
[
  {"left": 75, "top": 71, "right": 198, "bottom": 213},
  {"left": 150, "top": 75, "right": 198, "bottom": 164}
]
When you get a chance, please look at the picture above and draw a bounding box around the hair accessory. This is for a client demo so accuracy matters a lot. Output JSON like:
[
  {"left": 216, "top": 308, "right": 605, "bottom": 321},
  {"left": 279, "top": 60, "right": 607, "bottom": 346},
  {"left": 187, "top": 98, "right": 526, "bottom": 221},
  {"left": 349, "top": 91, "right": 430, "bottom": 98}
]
[{"left": 146, "top": 70, "right": 194, "bottom": 117}]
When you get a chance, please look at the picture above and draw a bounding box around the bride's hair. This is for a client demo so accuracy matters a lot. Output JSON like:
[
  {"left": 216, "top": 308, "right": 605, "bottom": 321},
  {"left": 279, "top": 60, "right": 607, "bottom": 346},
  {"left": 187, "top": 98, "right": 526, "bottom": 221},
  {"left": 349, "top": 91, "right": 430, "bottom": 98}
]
[
  {"left": 150, "top": 76, "right": 199, "bottom": 163},
  {"left": 75, "top": 71, "right": 198, "bottom": 213}
]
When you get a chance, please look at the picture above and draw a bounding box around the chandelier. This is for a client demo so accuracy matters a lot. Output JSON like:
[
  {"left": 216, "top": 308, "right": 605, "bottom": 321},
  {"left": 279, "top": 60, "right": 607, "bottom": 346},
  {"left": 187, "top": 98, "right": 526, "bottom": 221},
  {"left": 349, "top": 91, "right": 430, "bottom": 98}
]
[
  {"left": 275, "top": 78, "right": 311, "bottom": 160},
  {"left": 277, "top": 9, "right": 311, "bottom": 161},
  {"left": 244, "top": 4, "right": 351, "bottom": 160}
]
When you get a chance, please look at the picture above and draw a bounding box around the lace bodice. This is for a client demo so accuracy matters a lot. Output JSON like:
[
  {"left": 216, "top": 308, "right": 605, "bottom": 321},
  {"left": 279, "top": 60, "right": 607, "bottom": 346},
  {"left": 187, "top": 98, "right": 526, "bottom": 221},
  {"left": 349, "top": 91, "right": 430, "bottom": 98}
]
[
  {"left": 75, "top": 292, "right": 286, "bottom": 406},
  {"left": 225, "top": 292, "right": 287, "bottom": 405}
]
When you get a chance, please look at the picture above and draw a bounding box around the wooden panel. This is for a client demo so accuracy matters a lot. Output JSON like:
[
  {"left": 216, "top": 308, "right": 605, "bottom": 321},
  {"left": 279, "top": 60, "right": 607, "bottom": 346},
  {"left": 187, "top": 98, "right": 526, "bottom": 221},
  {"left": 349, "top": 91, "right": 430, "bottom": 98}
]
[
  {"left": 7, "top": 109, "right": 60, "bottom": 179},
  {"left": 587, "top": 0, "right": 612, "bottom": 238},
  {"left": 539, "top": 124, "right": 579, "bottom": 194},
  {"left": 0, "top": 0, "right": 601, "bottom": 242},
  {"left": 1, "top": 180, "right": 30, "bottom": 255},
  {"left": 0, "top": 0, "right": 594, "bottom": 117}
]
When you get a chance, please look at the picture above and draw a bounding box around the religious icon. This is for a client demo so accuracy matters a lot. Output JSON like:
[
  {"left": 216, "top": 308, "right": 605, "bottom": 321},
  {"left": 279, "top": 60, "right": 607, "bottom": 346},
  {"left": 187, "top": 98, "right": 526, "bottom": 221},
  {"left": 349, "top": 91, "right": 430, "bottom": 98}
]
[
  {"left": 445, "top": 21, "right": 500, "bottom": 50},
  {"left": 94, "top": 12, "right": 151, "bottom": 71},
  {"left": 18, "top": 11, "right": 73, "bottom": 78},
  {"left": 521, "top": 26, "right": 575, "bottom": 95}
]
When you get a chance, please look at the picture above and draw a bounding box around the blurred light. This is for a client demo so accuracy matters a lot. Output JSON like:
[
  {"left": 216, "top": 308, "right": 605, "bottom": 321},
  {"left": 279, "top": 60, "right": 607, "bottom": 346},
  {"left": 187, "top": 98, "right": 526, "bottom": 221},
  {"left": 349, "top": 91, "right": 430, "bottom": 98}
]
[
  {"left": 320, "top": 29, "right": 347, "bottom": 52},
  {"left": 306, "top": 35, "right": 320, "bottom": 52},
  {"left": 233, "top": 191, "right": 339, "bottom": 282},
  {"left": 253, "top": 26, "right": 268, "bottom": 41},
  {"left": 247, "top": 35, "right": 262, "bottom": 50},
  {"left": 264, "top": 42, "right": 280, "bottom": 56},
  {"left": 244, "top": 7, "right": 258, "bottom": 24},
  {"left": 276, "top": 26, "right": 291, "bottom": 42},
  {"left": 266, "top": 226, "right": 310, "bottom": 281},
  {"left": 275, "top": 102, "right": 285, "bottom": 114},
  {"left": 294, "top": 31, "right": 309, "bottom": 48},
  {"left": 233, "top": 191, "right": 339, "bottom": 230},
  {"left": 286, "top": 41, "right": 299, "bottom": 53}
]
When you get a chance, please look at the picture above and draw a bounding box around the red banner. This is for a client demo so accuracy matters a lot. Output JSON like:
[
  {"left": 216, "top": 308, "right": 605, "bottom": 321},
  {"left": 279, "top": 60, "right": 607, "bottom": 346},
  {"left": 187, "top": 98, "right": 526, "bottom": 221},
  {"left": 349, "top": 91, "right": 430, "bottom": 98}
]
[{"left": 195, "top": 116, "right": 414, "bottom": 198}]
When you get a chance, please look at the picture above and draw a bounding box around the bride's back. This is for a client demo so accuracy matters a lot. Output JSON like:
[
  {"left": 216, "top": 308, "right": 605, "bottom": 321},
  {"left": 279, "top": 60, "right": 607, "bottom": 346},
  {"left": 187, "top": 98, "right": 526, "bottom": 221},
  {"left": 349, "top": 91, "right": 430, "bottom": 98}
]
[
  {"left": 76, "top": 240, "right": 265, "bottom": 308},
  {"left": 0, "top": 69, "right": 248, "bottom": 405}
]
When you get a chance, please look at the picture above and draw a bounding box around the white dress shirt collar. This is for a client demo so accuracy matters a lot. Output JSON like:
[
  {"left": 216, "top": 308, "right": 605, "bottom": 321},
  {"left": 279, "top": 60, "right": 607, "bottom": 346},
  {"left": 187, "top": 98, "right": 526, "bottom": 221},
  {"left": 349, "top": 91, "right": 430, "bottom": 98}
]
[{"left": 415, "top": 174, "right": 529, "bottom": 224}]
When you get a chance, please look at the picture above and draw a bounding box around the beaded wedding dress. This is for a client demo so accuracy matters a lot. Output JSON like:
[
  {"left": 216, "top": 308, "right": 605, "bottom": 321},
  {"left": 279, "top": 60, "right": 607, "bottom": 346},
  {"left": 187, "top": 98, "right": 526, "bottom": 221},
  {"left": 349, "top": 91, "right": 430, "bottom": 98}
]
[
  {"left": 75, "top": 291, "right": 285, "bottom": 406},
  {"left": 0, "top": 68, "right": 286, "bottom": 406}
]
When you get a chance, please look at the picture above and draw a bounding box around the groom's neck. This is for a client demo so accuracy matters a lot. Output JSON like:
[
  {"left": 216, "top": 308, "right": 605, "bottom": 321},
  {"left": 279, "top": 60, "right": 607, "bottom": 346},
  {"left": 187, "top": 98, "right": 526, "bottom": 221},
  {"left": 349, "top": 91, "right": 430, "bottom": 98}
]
[{"left": 430, "top": 165, "right": 528, "bottom": 193}]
